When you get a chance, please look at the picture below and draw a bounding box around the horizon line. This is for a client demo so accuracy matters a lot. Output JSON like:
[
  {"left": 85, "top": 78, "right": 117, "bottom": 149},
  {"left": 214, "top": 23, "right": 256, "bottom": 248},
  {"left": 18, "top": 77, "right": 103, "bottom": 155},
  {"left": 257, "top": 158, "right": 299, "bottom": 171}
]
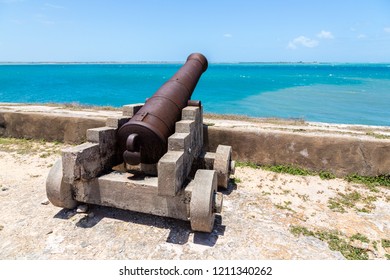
[{"left": 1, "top": 61, "right": 389, "bottom": 65}]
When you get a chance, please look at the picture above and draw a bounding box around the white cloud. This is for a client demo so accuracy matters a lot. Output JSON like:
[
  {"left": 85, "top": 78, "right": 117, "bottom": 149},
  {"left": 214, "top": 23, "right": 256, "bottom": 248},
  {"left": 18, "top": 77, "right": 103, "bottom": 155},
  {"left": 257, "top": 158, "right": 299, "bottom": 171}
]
[
  {"left": 317, "top": 30, "right": 334, "bottom": 39},
  {"left": 44, "top": 3, "right": 65, "bottom": 9},
  {"left": 287, "top": 36, "right": 319, "bottom": 49},
  {"left": 357, "top": 34, "right": 366, "bottom": 39},
  {"left": 384, "top": 27, "right": 390, "bottom": 33},
  {"left": 223, "top": 33, "right": 233, "bottom": 38}
]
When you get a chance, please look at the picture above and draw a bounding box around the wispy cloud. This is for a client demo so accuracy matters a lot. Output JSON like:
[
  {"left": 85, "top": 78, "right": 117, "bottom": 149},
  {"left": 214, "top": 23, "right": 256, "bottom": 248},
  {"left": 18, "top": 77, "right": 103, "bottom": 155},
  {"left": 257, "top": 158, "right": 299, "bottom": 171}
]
[
  {"left": 317, "top": 30, "right": 334, "bottom": 39},
  {"left": 384, "top": 27, "right": 390, "bottom": 33},
  {"left": 357, "top": 34, "right": 367, "bottom": 39},
  {"left": 287, "top": 36, "right": 318, "bottom": 49},
  {"left": 223, "top": 33, "right": 233, "bottom": 38},
  {"left": 44, "top": 3, "right": 66, "bottom": 9}
]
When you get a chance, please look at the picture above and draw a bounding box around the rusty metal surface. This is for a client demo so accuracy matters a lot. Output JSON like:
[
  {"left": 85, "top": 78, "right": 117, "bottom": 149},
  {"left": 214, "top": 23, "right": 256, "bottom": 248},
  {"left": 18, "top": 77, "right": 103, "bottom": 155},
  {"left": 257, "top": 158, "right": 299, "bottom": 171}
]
[{"left": 117, "top": 53, "right": 208, "bottom": 165}]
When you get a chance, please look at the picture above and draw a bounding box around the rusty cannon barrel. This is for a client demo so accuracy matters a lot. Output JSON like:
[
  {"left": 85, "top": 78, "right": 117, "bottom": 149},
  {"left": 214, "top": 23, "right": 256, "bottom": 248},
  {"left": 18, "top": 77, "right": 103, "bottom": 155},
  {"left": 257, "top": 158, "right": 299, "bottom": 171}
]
[{"left": 117, "top": 53, "right": 208, "bottom": 166}]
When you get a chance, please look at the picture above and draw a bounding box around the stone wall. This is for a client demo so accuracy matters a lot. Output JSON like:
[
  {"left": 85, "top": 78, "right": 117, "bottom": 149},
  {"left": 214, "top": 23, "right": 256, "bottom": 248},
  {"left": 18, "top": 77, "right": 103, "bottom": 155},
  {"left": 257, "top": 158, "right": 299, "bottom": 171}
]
[
  {"left": 205, "top": 126, "right": 390, "bottom": 177},
  {"left": 0, "top": 111, "right": 105, "bottom": 143},
  {"left": 1, "top": 107, "right": 389, "bottom": 177}
]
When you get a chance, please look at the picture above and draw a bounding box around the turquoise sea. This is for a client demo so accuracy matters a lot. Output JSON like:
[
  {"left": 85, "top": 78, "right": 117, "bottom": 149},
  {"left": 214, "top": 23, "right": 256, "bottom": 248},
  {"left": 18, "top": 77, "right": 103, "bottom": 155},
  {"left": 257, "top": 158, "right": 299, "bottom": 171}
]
[{"left": 0, "top": 63, "right": 389, "bottom": 126}]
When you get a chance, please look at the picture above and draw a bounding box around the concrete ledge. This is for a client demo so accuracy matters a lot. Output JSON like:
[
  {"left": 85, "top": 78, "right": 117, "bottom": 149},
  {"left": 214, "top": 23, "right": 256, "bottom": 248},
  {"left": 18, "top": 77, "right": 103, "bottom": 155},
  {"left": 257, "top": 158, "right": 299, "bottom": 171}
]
[
  {"left": 1, "top": 103, "right": 390, "bottom": 176},
  {"left": 206, "top": 127, "right": 390, "bottom": 176},
  {"left": 0, "top": 111, "right": 105, "bottom": 143}
]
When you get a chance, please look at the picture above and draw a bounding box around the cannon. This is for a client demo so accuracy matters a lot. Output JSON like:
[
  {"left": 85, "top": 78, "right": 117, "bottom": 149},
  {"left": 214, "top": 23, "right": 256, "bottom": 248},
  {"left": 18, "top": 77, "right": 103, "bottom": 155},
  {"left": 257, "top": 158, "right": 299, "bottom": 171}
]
[
  {"left": 46, "top": 53, "right": 235, "bottom": 233},
  {"left": 118, "top": 53, "right": 208, "bottom": 166}
]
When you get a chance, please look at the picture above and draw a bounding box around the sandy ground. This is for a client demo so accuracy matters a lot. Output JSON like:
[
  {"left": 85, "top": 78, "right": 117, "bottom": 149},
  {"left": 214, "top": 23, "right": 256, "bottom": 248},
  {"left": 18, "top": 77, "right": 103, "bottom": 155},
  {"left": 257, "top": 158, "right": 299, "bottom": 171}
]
[{"left": 1, "top": 138, "right": 389, "bottom": 260}]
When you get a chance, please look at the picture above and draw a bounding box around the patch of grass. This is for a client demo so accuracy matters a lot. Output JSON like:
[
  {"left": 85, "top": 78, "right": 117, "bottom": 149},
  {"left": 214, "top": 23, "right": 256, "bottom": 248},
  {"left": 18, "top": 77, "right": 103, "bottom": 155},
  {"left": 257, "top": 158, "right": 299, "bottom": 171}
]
[
  {"left": 235, "top": 161, "right": 260, "bottom": 169},
  {"left": 365, "top": 131, "right": 390, "bottom": 139},
  {"left": 329, "top": 189, "right": 379, "bottom": 214},
  {"left": 239, "top": 162, "right": 337, "bottom": 181},
  {"left": 0, "top": 137, "right": 65, "bottom": 156},
  {"left": 275, "top": 201, "right": 295, "bottom": 212},
  {"left": 328, "top": 191, "right": 361, "bottom": 213},
  {"left": 356, "top": 207, "right": 370, "bottom": 213},
  {"left": 39, "top": 152, "right": 52, "bottom": 158},
  {"left": 57, "top": 102, "right": 120, "bottom": 111},
  {"left": 203, "top": 113, "right": 307, "bottom": 125},
  {"left": 290, "top": 225, "right": 314, "bottom": 237},
  {"left": 290, "top": 226, "right": 369, "bottom": 260},
  {"left": 345, "top": 173, "right": 390, "bottom": 189},
  {"left": 319, "top": 171, "right": 336, "bottom": 180},
  {"left": 372, "top": 241, "right": 378, "bottom": 251},
  {"left": 282, "top": 189, "right": 291, "bottom": 195},
  {"left": 0, "top": 137, "right": 35, "bottom": 154},
  {"left": 328, "top": 189, "right": 378, "bottom": 214},
  {"left": 236, "top": 162, "right": 389, "bottom": 192},
  {"left": 262, "top": 164, "right": 315, "bottom": 176},
  {"left": 382, "top": 239, "right": 390, "bottom": 248},
  {"left": 297, "top": 193, "right": 309, "bottom": 202},
  {"left": 328, "top": 198, "right": 349, "bottom": 213},
  {"left": 358, "top": 195, "right": 378, "bottom": 213},
  {"left": 386, "top": 254, "right": 390, "bottom": 260},
  {"left": 328, "top": 198, "right": 346, "bottom": 213},
  {"left": 351, "top": 233, "right": 370, "bottom": 244},
  {"left": 233, "top": 177, "right": 242, "bottom": 184}
]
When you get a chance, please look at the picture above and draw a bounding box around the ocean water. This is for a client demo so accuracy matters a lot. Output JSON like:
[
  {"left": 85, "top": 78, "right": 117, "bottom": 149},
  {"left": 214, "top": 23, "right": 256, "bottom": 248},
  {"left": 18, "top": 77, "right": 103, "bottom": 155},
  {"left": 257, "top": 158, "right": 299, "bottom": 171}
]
[{"left": 0, "top": 63, "right": 389, "bottom": 126}]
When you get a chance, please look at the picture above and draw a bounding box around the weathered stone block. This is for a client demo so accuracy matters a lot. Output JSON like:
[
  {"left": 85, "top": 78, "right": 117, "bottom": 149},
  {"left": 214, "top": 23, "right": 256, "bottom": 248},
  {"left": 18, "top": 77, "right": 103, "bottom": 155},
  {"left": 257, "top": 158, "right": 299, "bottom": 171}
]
[
  {"left": 175, "top": 120, "right": 195, "bottom": 133},
  {"left": 182, "top": 106, "right": 200, "bottom": 120},
  {"left": 168, "top": 133, "right": 190, "bottom": 151},
  {"left": 158, "top": 151, "right": 184, "bottom": 197},
  {"left": 180, "top": 106, "right": 203, "bottom": 159},
  {"left": 203, "top": 152, "right": 215, "bottom": 169},
  {"left": 62, "top": 142, "right": 101, "bottom": 183},
  {"left": 86, "top": 127, "right": 116, "bottom": 152},
  {"left": 86, "top": 126, "right": 118, "bottom": 169},
  {"left": 122, "top": 103, "right": 144, "bottom": 117},
  {"left": 86, "top": 126, "right": 113, "bottom": 143},
  {"left": 106, "top": 116, "right": 130, "bottom": 128}
]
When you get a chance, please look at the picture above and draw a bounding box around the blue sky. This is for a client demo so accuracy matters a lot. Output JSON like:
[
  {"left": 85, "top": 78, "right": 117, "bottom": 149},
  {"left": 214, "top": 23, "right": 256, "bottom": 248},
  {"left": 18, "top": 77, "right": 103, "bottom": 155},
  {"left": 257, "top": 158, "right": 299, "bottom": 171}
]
[{"left": 1, "top": 0, "right": 390, "bottom": 62}]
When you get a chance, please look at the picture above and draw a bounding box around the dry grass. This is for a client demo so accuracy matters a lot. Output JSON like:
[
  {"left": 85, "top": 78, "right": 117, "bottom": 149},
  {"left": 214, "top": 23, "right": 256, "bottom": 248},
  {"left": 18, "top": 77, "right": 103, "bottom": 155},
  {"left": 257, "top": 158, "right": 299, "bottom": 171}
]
[{"left": 204, "top": 112, "right": 307, "bottom": 126}]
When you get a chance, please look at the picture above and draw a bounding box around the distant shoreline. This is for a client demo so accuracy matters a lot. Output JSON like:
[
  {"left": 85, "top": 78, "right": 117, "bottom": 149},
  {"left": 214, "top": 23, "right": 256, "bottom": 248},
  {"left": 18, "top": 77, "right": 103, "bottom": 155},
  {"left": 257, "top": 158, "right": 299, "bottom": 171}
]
[{"left": 1, "top": 61, "right": 389, "bottom": 65}]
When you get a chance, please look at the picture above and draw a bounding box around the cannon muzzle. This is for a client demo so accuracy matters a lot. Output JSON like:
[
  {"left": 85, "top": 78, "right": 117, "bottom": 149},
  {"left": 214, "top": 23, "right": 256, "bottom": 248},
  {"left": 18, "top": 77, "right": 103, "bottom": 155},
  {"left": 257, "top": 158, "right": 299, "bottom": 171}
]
[{"left": 117, "top": 53, "right": 208, "bottom": 165}]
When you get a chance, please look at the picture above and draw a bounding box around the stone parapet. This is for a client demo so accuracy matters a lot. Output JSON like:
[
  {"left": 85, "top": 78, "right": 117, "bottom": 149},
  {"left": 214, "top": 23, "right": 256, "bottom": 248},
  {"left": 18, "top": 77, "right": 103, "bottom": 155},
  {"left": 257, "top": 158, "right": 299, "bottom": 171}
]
[{"left": 1, "top": 103, "right": 389, "bottom": 176}]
